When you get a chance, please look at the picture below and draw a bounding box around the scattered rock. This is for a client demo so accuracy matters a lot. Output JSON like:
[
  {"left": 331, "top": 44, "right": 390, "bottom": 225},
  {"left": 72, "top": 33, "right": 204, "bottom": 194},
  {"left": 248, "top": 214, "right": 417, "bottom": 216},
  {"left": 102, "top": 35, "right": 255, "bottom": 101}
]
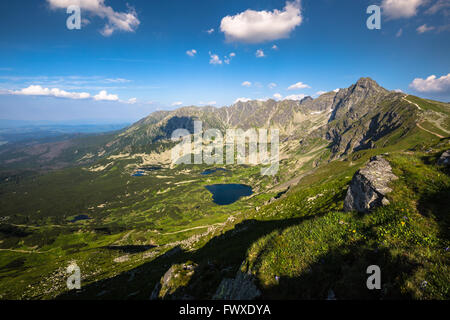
[
  {"left": 113, "top": 255, "right": 130, "bottom": 263},
  {"left": 437, "top": 150, "right": 450, "bottom": 166},
  {"left": 344, "top": 156, "right": 398, "bottom": 213}
]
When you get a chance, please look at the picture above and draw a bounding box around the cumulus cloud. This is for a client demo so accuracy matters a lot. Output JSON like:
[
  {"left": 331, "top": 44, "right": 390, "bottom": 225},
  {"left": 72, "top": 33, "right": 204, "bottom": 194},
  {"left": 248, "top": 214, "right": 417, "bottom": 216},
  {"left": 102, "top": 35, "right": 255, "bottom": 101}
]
[
  {"left": 396, "top": 28, "right": 403, "bottom": 37},
  {"left": 47, "top": 0, "right": 140, "bottom": 36},
  {"left": 283, "top": 94, "right": 306, "bottom": 101},
  {"left": 234, "top": 97, "right": 252, "bottom": 103},
  {"left": 206, "top": 28, "right": 215, "bottom": 34},
  {"left": 8, "top": 85, "right": 131, "bottom": 103},
  {"left": 255, "top": 49, "right": 265, "bottom": 58},
  {"left": 186, "top": 49, "right": 197, "bottom": 57},
  {"left": 287, "top": 81, "right": 310, "bottom": 90},
  {"left": 172, "top": 101, "right": 183, "bottom": 106},
  {"left": 268, "top": 82, "right": 277, "bottom": 89},
  {"left": 220, "top": 0, "right": 302, "bottom": 43},
  {"left": 242, "top": 81, "right": 252, "bottom": 87},
  {"left": 409, "top": 74, "right": 450, "bottom": 93},
  {"left": 315, "top": 91, "right": 327, "bottom": 96},
  {"left": 94, "top": 90, "right": 119, "bottom": 101},
  {"left": 11, "top": 85, "right": 90, "bottom": 99},
  {"left": 209, "top": 52, "right": 222, "bottom": 65},
  {"left": 381, "top": 0, "right": 425, "bottom": 19},
  {"left": 224, "top": 52, "right": 236, "bottom": 64},
  {"left": 273, "top": 93, "right": 282, "bottom": 100},
  {"left": 417, "top": 24, "right": 435, "bottom": 33},
  {"left": 272, "top": 44, "right": 278, "bottom": 50}
]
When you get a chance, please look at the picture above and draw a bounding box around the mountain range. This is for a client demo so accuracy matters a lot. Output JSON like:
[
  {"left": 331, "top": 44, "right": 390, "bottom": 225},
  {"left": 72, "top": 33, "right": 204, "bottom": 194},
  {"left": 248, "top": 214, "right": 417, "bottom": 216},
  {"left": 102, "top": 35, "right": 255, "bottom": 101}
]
[{"left": 0, "top": 77, "right": 449, "bottom": 300}]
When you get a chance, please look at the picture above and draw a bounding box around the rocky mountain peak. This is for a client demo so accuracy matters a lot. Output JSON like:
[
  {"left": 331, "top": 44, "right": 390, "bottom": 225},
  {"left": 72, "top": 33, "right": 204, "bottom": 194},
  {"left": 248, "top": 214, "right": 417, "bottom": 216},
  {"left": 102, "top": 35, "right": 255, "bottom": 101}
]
[{"left": 354, "top": 77, "right": 382, "bottom": 90}]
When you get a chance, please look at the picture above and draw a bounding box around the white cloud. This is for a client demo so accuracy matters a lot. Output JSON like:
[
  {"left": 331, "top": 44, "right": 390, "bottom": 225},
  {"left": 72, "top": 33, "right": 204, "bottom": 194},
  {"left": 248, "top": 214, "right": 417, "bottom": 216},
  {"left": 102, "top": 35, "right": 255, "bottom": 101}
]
[
  {"left": 272, "top": 44, "right": 278, "bottom": 50},
  {"left": 396, "top": 28, "right": 403, "bottom": 37},
  {"left": 127, "top": 97, "right": 137, "bottom": 104},
  {"left": 186, "top": 49, "right": 197, "bottom": 57},
  {"left": 381, "top": 0, "right": 425, "bottom": 19},
  {"left": 268, "top": 82, "right": 277, "bottom": 89},
  {"left": 426, "top": 0, "right": 450, "bottom": 15},
  {"left": 273, "top": 93, "right": 282, "bottom": 100},
  {"left": 12, "top": 85, "right": 90, "bottom": 99},
  {"left": 409, "top": 74, "right": 450, "bottom": 92},
  {"left": 234, "top": 97, "right": 252, "bottom": 103},
  {"left": 220, "top": 0, "right": 302, "bottom": 43},
  {"left": 417, "top": 24, "right": 435, "bottom": 33},
  {"left": 47, "top": 0, "right": 140, "bottom": 36},
  {"left": 333, "top": 88, "right": 340, "bottom": 93},
  {"left": 242, "top": 81, "right": 252, "bottom": 87},
  {"left": 206, "top": 28, "right": 215, "bottom": 34},
  {"left": 315, "top": 91, "right": 327, "bottom": 96},
  {"left": 224, "top": 52, "right": 236, "bottom": 64},
  {"left": 172, "top": 101, "right": 183, "bottom": 106},
  {"left": 256, "top": 49, "right": 265, "bottom": 58},
  {"left": 283, "top": 94, "right": 306, "bottom": 101},
  {"left": 209, "top": 52, "right": 222, "bottom": 65},
  {"left": 104, "top": 78, "right": 131, "bottom": 83},
  {"left": 287, "top": 81, "right": 310, "bottom": 90},
  {"left": 94, "top": 90, "right": 119, "bottom": 101},
  {"left": 393, "top": 89, "right": 404, "bottom": 93}
]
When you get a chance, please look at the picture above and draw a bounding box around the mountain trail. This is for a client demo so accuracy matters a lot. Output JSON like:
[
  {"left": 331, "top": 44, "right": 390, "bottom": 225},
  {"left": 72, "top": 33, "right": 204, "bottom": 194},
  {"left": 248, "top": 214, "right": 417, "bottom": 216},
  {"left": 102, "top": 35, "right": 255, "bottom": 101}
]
[
  {"left": 402, "top": 96, "right": 422, "bottom": 110},
  {"left": 0, "top": 248, "right": 55, "bottom": 254},
  {"left": 416, "top": 122, "right": 445, "bottom": 139},
  {"left": 160, "top": 223, "right": 224, "bottom": 235}
]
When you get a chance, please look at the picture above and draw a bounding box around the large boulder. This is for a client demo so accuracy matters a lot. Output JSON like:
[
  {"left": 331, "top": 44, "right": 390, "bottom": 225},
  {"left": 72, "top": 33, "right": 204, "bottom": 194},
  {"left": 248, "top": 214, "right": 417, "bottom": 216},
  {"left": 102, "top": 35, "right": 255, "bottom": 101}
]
[
  {"left": 437, "top": 150, "right": 450, "bottom": 166},
  {"left": 344, "top": 156, "right": 398, "bottom": 213}
]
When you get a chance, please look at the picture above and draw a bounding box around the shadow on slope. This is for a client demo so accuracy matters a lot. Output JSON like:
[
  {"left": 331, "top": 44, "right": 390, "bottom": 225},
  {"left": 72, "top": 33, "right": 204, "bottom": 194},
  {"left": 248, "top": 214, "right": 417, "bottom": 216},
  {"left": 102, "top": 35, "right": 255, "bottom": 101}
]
[{"left": 55, "top": 216, "right": 316, "bottom": 300}]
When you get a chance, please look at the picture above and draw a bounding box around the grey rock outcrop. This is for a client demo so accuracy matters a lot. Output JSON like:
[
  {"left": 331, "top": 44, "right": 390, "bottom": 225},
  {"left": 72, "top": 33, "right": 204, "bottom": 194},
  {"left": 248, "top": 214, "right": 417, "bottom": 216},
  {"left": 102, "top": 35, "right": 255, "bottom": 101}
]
[
  {"left": 344, "top": 156, "right": 398, "bottom": 213},
  {"left": 213, "top": 270, "right": 261, "bottom": 300},
  {"left": 437, "top": 150, "right": 450, "bottom": 166},
  {"left": 150, "top": 262, "right": 197, "bottom": 300}
]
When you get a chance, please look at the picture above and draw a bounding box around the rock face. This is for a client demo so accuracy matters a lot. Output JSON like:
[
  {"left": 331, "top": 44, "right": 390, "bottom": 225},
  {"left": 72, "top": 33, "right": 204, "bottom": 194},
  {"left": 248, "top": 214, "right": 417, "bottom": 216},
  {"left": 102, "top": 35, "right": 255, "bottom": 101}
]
[
  {"left": 437, "top": 150, "right": 450, "bottom": 166},
  {"left": 213, "top": 270, "right": 261, "bottom": 300},
  {"left": 150, "top": 262, "right": 197, "bottom": 300},
  {"left": 344, "top": 156, "right": 398, "bottom": 213}
]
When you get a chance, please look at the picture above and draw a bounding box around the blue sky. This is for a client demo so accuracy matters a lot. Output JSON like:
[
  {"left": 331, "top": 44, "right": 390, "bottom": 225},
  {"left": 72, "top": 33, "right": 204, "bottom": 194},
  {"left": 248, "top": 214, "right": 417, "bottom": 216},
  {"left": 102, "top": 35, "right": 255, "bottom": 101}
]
[{"left": 0, "top": 0, "right": 449, "bottom": 123}]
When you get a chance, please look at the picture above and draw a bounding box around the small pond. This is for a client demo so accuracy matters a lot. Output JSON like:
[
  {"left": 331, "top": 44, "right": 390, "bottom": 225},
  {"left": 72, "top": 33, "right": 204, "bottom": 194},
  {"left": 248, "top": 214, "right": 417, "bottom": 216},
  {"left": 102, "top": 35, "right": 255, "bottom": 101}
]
[
  {"left": 205, "top": 184, "right": 253, "bottom": 205},
  {"left": 201, "top": 168, "right": 228, "bottom": 175},
  {"left": 70, "top": 215, "right": 92, "bottom": 223},
  {"left": 132, "top": 171, "right": 145, "bottom": 177}
]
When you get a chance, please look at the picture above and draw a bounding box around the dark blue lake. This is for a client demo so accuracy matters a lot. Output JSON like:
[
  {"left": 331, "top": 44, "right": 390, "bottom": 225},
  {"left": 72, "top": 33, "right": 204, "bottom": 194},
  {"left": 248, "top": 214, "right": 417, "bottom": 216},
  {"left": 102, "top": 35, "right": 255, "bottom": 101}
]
[
  {"left": 132, "top": 170, "right": 145, "bottom": 177},
  {"left": 70, "top": 215, "right": 92, "bottom": 223},
  {"left": 205, "top": 184, "right": 253, "bottom": 205},
  {"left": 201, "top": 168, "right": 228, "bottom": 175},
  {"left": 139, "top": 166, "right": 161, "bottom": 171}
]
